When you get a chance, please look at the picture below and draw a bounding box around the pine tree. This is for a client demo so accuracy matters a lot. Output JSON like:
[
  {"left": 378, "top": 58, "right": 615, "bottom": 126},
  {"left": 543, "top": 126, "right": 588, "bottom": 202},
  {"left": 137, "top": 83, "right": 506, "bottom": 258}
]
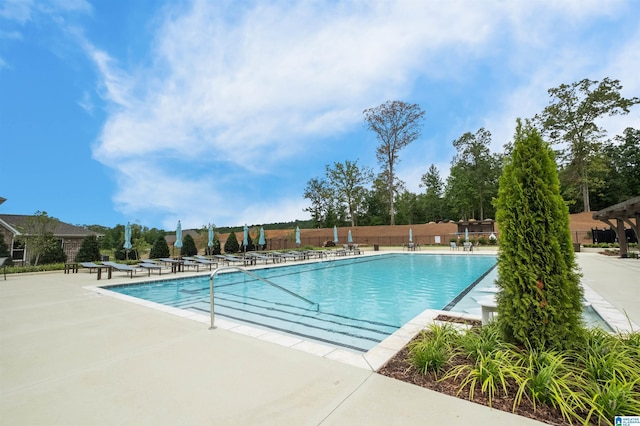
[
  {"left": 224, "top": 232, "right": 239, "bottom": 254},
  {"left": 149, "top": 236, "right": 170, "bottom": 259},
  {"left": 75, "top": 236, "right": 101, "bottom": 262},
  {"left": 494, "top": 120, "right": 584, "bottom": 351},
  {"left": 180, "top": 234, "right": 198, "bottom": 257}
]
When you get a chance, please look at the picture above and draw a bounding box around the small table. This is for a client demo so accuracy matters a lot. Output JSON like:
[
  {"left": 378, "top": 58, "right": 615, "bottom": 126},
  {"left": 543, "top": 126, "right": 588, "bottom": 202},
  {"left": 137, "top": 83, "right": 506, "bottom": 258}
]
[
  {"left": 479, "top": 300, "right": 498, "bottom": 325},
  {"left": 64, "top": 262, "right": 79, "bottom": 274},
  {"left": 96, "top": 266, "right": 112, "bottom": 280}
]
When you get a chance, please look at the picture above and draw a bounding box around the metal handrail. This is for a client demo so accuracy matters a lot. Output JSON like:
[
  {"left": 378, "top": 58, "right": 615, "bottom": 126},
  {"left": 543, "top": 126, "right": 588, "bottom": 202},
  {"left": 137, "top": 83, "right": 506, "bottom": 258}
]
[{"left": 208, "top": 266, "right": 319, "bottom": 330}]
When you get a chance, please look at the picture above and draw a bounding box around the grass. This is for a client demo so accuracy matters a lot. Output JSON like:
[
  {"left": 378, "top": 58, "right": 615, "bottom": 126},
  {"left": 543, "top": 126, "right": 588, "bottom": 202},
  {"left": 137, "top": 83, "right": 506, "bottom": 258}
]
[{"left": 383, "top": 322, "right": 640, "bottom": 425}]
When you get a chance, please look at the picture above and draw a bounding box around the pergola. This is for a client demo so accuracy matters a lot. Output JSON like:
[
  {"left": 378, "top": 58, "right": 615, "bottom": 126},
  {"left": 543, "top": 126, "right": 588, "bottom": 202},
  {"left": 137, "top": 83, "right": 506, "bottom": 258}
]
[{"left": 592, "top": 196, "right": 640, "bottom": 258}]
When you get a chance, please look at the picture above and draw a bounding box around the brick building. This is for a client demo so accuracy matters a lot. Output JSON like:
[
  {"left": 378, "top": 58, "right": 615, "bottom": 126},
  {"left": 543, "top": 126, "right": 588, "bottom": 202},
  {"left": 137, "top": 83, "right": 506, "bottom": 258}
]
[{"left": 0, "top": 214, "right": 101, "bottom": 264}]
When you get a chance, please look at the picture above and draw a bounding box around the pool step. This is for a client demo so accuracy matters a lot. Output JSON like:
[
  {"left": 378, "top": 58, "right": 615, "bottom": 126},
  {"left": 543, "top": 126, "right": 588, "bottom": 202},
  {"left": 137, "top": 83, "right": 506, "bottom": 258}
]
[{"left": 168, "top": 288, "right": 397, "bottom": 352}]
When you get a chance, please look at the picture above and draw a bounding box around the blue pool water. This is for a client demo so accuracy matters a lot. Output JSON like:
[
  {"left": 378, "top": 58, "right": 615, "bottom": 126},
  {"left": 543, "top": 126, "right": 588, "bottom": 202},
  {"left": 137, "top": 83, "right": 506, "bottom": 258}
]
[{"left": 107, "top": 254, "right": 497, "bottom": 351}]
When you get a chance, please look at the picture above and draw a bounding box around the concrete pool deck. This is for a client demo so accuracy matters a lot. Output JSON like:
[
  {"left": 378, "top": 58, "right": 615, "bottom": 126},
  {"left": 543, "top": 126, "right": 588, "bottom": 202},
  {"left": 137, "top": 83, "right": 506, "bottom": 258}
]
[{"left": 1, "top": 250, "right": 638, "bottom": 425}]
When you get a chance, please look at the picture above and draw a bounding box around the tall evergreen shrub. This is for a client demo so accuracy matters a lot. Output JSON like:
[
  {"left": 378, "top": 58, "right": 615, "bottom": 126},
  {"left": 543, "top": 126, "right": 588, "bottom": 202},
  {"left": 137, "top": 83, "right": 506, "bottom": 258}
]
[
  {"left": 180, "top": 234, "right": 198, "bottom": 257},
  {"left": 224, "top": 232, "right": 239, "bottom": 254},
  {"left": 494, "top": 120, "right": 583, "bottom": 351},
  {"left": 205, "top": 237, "right": 221, "bottom": 255},
  {"left": 75, "top": 236, "right": 101, "bottom": 262},
  {"left": 149, "top": 236, "right": 170, "bottom": 259}
]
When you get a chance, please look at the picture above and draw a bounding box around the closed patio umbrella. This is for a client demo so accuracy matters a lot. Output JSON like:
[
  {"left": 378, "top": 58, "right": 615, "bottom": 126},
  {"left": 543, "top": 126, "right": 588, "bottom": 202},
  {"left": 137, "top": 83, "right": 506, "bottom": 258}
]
[
  {"left": 347, "top": 230, "right": 353, "bottom": 243},
  {"left": 295, "top": 226, "right": 301, "bottom": 246},
  {"left": 258, "top": 227, "right": 266, "bottom": 249},
  {"left": 174, "top": 221, "right": 183, "bottom": 257},
  {"left": 409, "top": 228, "right": 413, "bottom": 243},
  {"left": 465, "top": 227, "right": 469, "bottom": 242},
  {"left": 333, "top": 226, "right": 338, "bottom": 244},
  {"left": 124, "top": 222, "right": 132, "bottom": 259},
  {"left": 208, "top": 224, "right": 214, "bottom": 251},
  {"left": 243, "top": 224, "right": 248, "bottom": 251}
]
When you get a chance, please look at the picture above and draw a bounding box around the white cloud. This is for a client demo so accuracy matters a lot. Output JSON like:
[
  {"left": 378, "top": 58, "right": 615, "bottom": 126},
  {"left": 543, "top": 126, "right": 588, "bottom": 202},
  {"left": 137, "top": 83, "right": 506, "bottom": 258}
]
[
  {"left": 83, "top": 0, "right": 639, "bottom": 228},
  {"left": 0, "top": 0, "right": 34, "bottom": 23}
]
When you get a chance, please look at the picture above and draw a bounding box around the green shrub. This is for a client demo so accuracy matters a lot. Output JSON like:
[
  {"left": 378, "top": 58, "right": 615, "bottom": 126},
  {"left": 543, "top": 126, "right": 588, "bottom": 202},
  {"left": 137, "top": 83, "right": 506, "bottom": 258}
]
[
  {"left": 115, "top": 246, "right": 137, "bottom": 260},
  {"left": 493, "top": 120, "right": 584, "bottom": 351},
  {"left": 444, "top": 349, "right": 518, "bottom": 407},
  {"left": 34, "top": 236, "right": 67, "bottom": 265},
  {"left": 408, "top": 324, "right": 459, "bottom": 377},
  {"left": 149, "top": 236, "right": 170, "bottom": 259},
  {"left": 456, "top": 322, "right": 502, "bottom": 361},
  {"left": 224, "top": 232, "right": 240, "bottom": 254},
  {"left": 512, "top": 348, "right": 586, "bottom": 422},
  {"left": 180, "top": 234, "right": 198, "bottom": 257},
  {"left": 205, "top": 237, "right": 221, "bottom": 255},
  {"left": 75, "top": 236, "right": 102, "bottom": 262}
]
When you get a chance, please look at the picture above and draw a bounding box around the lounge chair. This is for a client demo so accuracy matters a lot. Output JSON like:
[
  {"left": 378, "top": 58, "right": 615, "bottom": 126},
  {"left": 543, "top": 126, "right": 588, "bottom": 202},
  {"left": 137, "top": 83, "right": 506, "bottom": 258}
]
[
  {"left": 244, "top": 252, "right": 274, "bottom": 264},
  {"left": 184, "top": 256, "right": 218, "bottom": 270},
  {"left": 138, "top": 261, "right": 164, "bottom": 276},
  {"left": 102, "top": 261, "right": 141, "bottom": 278},
  {"left": 182, "top": 259, "right": 201, "bottom": 272},
  {"left": 80, "top": 262, "right": 101, "bottom": 274},
  {"left": 213, "top": 254, "right": 249, "bottom": 266}
]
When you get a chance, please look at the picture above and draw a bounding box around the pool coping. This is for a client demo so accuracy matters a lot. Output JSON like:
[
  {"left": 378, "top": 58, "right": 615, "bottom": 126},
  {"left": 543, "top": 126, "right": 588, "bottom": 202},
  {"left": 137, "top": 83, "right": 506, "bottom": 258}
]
[{"left": 85, "top": 252, "right": 637, "bottom": 372}]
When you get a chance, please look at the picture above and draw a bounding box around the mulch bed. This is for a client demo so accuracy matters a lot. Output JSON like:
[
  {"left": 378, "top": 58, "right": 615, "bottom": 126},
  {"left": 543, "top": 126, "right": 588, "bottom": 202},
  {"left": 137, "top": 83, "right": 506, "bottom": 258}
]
[{"left": 377, "top": 315, "right": 575, "bottom": 426}]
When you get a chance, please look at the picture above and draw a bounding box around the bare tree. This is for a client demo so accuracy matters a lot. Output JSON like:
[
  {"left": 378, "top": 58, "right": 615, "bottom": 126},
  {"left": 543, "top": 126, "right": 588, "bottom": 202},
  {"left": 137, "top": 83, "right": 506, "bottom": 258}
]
[{"left": 364, "top": 101, "right": 425, "bottom": 225}]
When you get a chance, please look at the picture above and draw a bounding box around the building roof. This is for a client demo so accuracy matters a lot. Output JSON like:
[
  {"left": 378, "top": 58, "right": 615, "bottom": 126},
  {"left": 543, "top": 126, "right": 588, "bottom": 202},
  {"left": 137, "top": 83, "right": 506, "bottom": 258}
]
[{"left": 0, "top": 214, "right": 101, "bottom": 238}]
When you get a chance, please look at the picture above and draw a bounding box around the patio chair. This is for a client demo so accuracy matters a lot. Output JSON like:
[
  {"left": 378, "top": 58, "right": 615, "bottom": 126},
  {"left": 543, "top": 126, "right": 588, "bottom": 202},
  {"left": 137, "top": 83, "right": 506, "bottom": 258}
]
[
  {"left": 450, "top": 242, "right": 458, "bottom": 251},
  {"left": 463, "top": 242, "right": 473, "bottom": 252},
  {"left": 102, "top": 261, "right": 141, "bottom": 278}
]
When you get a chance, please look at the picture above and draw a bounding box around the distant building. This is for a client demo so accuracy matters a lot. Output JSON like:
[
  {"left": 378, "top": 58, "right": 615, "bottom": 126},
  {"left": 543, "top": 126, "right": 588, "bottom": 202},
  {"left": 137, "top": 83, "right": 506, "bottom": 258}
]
[{"left": 0, "top": 214, "right": 101, "bottom": 263}]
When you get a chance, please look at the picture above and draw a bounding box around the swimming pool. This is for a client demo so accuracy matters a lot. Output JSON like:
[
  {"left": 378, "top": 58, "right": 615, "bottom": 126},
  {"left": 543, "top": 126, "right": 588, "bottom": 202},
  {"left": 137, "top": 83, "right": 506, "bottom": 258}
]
[{"left": 106, "top": 254, "right": 497, "bottom": 352}]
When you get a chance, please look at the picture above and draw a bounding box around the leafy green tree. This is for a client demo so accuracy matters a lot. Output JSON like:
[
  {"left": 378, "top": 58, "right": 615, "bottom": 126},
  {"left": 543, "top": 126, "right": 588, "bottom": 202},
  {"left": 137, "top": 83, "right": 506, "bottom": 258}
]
[
  {"left": 180, "top": 234, "right": 198, "bottom": 257},
  {"left": 224, "top": 231, "right": 240, "bottom": 254},
  {"left": 364, "top": 100, "right": 425, "bottom": 225},
  {"left": 325, "top": 160, "right": 373, "bottom": 227},
  {"left": 303, "top": 177, "right": 338, "bottom": 227},
  {"left": 535, "top": 77, "right": 639, "bottom": 212},
  {"left": 75, "top": 236, "right": 101, "bottom": 262},
  {"left": 420, "top": 164, "right": 445, "bottom": 222},
  {"left": 446, "top": 128, "right": 501, "bottom": 220},
  {"left": 35, "top": 234, "right": 67, "bottom": 264},
  {"left": 597, "top": 128, "right": 640, "bottom": 207},
  {"left": 0, "top": 233, "right": 13, "bottom": 266},
  {"left": 19, "top": 211, "right": 60, "bottom": 265},
  {"left": 359, "top": 175, "right": 390, "bottom": 226},
  {"left": 494, "top": 120, "right": 583, "bottom": 351},
  {"left": 394, "top": 190, "right": 420, "bottom": 225},
  {"left": 132, "top": 237, "right": 150, "bottom": 260},
  {"left": 149, "top": 236, "right": 170, "bottom": 259}
]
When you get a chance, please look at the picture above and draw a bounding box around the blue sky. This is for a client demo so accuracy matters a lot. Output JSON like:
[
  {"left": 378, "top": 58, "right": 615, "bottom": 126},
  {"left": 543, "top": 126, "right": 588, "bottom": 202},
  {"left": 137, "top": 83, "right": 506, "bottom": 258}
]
[{"left": 1, "top": 0, "right": 639, "bottom": 230}]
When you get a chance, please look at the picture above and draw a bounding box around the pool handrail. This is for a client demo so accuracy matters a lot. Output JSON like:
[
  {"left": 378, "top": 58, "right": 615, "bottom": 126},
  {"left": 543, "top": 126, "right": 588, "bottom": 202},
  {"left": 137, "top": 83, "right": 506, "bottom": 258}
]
[{"left": 208, "top": 266, "right": 319, "bottom": 330}]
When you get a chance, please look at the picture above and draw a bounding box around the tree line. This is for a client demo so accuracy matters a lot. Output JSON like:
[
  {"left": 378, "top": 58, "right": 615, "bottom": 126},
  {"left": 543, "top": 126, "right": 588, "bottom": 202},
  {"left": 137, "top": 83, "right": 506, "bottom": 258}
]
[{"left": 303, "top": 78, "right": 639, "bottom": 228}]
